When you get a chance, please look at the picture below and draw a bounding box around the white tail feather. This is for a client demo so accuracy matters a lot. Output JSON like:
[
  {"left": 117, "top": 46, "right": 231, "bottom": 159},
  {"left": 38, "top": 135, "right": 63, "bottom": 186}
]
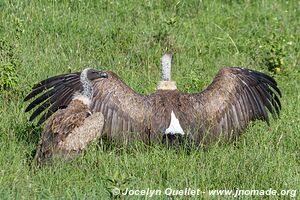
[{"left": 165, "top": 111, "right": 184, "bottom": 135}]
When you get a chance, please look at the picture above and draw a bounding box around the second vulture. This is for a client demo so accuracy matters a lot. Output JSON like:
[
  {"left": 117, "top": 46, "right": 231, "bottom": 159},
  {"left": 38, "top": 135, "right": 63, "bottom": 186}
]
[{"left": 25, "top": 54, "right": 282, "bottom": 145}]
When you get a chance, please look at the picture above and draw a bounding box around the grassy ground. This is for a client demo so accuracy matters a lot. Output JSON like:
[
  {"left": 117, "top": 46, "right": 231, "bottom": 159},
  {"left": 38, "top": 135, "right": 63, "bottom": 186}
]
[{"left": 0, "top": 0, "right": 299, "bottom": 199}]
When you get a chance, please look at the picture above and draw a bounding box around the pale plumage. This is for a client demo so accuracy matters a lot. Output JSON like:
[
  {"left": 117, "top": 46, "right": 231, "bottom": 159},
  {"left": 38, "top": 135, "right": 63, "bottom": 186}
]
[{"left": 165, "top": 111, "right": 185, "bottom": 135}]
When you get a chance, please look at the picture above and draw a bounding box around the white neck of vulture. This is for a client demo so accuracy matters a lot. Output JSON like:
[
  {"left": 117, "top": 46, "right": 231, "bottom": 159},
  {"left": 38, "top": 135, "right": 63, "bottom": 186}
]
[
  {"left": 161, "top": 53, "right": 172, "bottom": 81},
  {"left": 73, "top": 68, "right": 93, "bottom": 107},
  {"left": 157, "top": 53, "right": 177, "bottom": 90}
]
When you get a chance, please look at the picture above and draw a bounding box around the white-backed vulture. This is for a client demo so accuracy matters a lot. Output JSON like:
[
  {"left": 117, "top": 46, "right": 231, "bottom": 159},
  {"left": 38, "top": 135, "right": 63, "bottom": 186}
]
[
  {"left": 25, "top": 54, "right": 281, "bottom": 145},
  {"left": 33, "top": 68, "right": 107, "bottom": 163}
]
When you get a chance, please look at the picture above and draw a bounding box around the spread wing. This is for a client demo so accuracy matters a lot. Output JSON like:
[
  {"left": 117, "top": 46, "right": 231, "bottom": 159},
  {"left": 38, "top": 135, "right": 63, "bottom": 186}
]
[
  {"left": 24, "top": 70, "right": 151, "bottom": 142},
  {"left": 194, "top": 67, "right": 281, "bottom": 138},
  {"left": 91, "top": 72, "right": 151, "bottom": 143},
  {"left": 24, "top": 72, "right": 82, "bottom": 125}
]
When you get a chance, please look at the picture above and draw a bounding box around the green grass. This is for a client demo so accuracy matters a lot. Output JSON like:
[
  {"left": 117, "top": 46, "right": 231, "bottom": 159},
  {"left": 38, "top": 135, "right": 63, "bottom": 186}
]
[{"left": 0, "top": 0, "right": 300, "bottom": 199}]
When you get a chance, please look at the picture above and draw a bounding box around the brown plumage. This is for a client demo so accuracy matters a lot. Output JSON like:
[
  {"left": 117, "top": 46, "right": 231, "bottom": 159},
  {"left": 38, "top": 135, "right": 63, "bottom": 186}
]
[
  {"left": 32, "top": 68, "right": 108, "bottom": 163},
  {"left": 25, "top": 62, "right": 281, "bottom": 146},
  {"left": 34, "top": 99, "right": 104, "bottom": 163}
]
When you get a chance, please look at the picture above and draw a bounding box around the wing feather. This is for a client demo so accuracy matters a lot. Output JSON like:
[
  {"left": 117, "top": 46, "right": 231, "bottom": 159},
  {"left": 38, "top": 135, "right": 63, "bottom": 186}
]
[
  {"left": 195, "top": 67, "right": 281, "bottom": 137},
  {"left": 25, "top": 72, "right": 82, "bottom": 124},
  {"left": 37, "top": 87, "right": 76, "bottom": 125},
  {"left": 91, "top": 73, "right": 150, "bottom": 142},
  {"left": 25, "top": 73, "right": 80, "bottom": 101}
]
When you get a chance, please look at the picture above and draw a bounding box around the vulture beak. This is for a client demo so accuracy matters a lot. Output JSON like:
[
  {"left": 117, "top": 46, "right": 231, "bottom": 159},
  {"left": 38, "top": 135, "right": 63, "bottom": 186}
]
[{"left": 99, "top": 71, "right": 108, "bottom": 78}]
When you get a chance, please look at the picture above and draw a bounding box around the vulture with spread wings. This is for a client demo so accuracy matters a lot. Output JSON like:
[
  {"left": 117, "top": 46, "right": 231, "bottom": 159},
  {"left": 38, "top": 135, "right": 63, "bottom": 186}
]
[{"left": 25, "top": 54, "right": 281, "bottom": 145}]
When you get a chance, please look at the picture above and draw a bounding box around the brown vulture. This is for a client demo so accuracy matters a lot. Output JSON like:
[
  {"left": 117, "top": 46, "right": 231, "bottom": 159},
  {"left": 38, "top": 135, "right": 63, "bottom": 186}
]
[
  {"left": 25, "top": 54, "right": 281, "bottom": 146},
  {"left": 33, "top": 68, "right": 106, "bottom": 163}
]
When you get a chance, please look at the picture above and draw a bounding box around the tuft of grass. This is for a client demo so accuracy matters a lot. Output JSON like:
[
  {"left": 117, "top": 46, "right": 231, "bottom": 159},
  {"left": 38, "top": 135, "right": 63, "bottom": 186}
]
[
  {"left": 0, "top": 0, "right": 299, "bottom": 199},
  {"left": 0, "top": 39, "right": 19, "bottom": 90}
]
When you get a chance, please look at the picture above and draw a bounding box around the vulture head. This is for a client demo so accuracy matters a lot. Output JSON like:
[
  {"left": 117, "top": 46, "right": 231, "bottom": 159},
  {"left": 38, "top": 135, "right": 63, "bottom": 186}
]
[
  {"left": 25, "top": 54, "right": 282, "bottom": 146},
  {"left": 83, "top": 68, "right": 108, "bottom": 81},
  {"left": 75, "top": 68, "right": 108, "bottom": 107}
]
